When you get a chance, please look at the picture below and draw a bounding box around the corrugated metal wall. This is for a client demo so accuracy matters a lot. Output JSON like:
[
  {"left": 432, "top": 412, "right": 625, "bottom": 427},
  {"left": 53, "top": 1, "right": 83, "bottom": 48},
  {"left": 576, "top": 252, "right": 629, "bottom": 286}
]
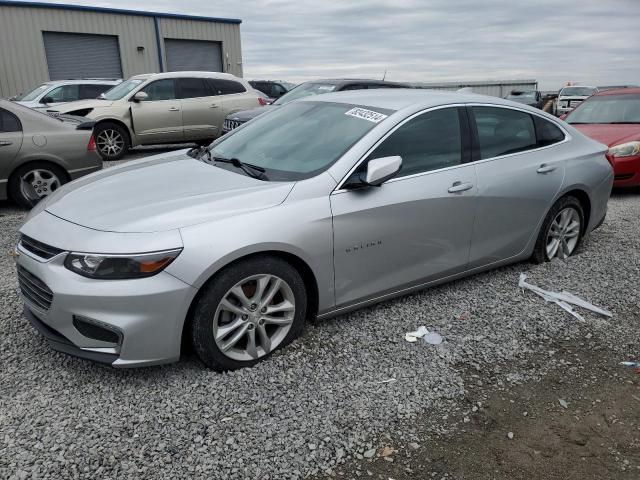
[
  {"left": 413, "top": 80, "right": 538, "bottom": 98},
  {"left": 0, "top": 4, "right": 243, "bottom": 98}
]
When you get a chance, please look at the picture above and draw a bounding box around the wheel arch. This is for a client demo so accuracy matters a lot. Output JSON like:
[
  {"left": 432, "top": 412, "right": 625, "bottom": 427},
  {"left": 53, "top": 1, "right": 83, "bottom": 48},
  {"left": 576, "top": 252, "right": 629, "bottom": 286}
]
[
  {"left": 180, "top": 250, "right": 320, "bottom": 355},
  {"left": 8, "top": 158, "right": 71, "bottom": 186},
  {"left": 94, "top": 118, "right": 133, "bottom": 145},
  {"left": 559, "top": 187, "right": 592, "bottom": 234}
]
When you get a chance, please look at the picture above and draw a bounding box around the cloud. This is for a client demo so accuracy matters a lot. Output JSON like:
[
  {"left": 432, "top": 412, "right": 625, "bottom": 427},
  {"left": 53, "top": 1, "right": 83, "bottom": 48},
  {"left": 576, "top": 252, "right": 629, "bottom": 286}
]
[{"left": 35, "top": 0, "right": 640, "bottom": 89}]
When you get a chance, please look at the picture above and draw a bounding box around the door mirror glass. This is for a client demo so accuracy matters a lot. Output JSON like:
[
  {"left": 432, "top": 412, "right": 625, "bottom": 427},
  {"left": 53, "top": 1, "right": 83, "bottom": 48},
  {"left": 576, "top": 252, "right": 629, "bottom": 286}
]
[
  {"left": 133, "top": 91, "right": 149, "bottom": 102},
  {"left": 365, "top": 155, "right": 402, "bottom": 186}
]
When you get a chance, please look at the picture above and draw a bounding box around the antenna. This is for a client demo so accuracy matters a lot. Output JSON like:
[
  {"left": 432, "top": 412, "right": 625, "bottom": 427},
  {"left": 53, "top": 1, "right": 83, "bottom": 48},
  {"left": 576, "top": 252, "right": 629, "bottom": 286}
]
[{"left": 382, "top": 69, "right": 387, "bottom": 81}]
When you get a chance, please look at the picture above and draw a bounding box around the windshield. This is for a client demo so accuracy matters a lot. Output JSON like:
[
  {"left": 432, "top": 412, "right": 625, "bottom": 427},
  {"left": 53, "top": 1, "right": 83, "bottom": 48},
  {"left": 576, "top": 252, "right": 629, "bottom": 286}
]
[
  {"left": 560, "top": 87, "right": 597, "bottom": 97},
  {"left": 566, "top": 94, "right": 640, "bottom": 124},
  {"left": 102, "top": 79, "right": 144, "bottom": 100},
  {"left": 208, "top": 101, "right": 393, "bottom": 181},
  {"left": 272, "top": 82, "right": 339, "bottom": 105},
  {"left": 506, "top": 92, "right": 535, "bottom": 99},
  {"left": 15, "top": 84, "right": 50, "bottom": 101}
]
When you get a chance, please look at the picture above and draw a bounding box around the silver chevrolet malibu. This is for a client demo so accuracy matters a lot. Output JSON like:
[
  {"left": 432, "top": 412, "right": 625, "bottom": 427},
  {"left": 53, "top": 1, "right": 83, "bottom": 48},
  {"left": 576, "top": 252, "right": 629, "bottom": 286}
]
[{"left": 16, "top": 90, "right": 613, "bottom": 370}]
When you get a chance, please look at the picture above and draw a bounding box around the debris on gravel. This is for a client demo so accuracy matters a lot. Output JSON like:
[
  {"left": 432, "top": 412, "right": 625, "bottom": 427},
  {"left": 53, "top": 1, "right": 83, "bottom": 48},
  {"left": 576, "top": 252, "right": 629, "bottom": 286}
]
[{"left": 1, "top": 182, "right": 639, "bottom": 479}]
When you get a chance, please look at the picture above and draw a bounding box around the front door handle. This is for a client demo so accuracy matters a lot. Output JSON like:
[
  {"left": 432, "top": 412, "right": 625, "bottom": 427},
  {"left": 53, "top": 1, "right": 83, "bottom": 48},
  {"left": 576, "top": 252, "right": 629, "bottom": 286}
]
[
  {"left": 537, "top": 163, "right": 557, "bottom": 174},
  {"left": 448, "top": 181, "right": 473, "bottom": 193},
  {"left": 209, "top": 104, "right": 220, "bottom": 109},
  {"left": 0, "top": 141, "right": 12, "bottom": 147},
  {"left": 169, "top": 107, "right": 180, "bottom": 112}
]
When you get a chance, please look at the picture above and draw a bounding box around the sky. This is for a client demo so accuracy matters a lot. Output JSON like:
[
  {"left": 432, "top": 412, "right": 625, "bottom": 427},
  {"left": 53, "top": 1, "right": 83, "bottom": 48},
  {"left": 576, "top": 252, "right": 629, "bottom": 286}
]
[{"left": 35, "top": 0, "right": 640, "bottom": 90}]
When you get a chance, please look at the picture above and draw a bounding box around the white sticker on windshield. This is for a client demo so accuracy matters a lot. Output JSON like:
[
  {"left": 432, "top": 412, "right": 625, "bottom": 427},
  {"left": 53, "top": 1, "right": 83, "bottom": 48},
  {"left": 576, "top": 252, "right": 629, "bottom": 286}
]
[
  {"left": 345, "top": 107, "right": 388, "bottom": 123},
  {"left": 318, "top": 85, "right": 336, "bottom": 91}
]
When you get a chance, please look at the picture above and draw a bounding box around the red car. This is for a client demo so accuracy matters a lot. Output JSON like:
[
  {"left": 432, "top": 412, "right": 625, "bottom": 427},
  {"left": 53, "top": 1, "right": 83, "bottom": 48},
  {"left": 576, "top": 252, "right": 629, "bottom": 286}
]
[{"left": 564, "top": 88, "right": 640, "bottom": 187}]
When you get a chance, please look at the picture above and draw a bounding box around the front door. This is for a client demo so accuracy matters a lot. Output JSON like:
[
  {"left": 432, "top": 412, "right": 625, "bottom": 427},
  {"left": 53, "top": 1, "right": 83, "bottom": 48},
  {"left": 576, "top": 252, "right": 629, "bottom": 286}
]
[
  {"left": 130, "top": 79, "right": 183, "bottom": 144},
  {"left": 331, "top": 107, "right": 477, "bottom": 307},
  {"left": 0, "top": 108, "right": 24, "bottom": 188},
  {"left": 467, "top": 106, "right": 565, "bottom": 266}
]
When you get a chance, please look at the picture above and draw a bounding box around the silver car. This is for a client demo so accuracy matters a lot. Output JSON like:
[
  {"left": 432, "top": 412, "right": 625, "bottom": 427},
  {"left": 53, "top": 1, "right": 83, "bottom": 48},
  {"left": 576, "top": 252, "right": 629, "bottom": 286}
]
[
  {"left": 1, "top": 100, "right": 102, "bottom": 208},
  {"left": 16, "top": 90, "right": 613, "bottom": 370}
]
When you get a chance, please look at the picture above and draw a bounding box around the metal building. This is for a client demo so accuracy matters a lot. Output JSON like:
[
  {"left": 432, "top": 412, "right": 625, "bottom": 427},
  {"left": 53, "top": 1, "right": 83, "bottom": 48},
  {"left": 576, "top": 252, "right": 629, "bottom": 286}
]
[
  {"left": 0, "top": 1, "right": 243, "bottom": 98},
  {"left": 412, "top": 80, "right": 538, "bottom": 98}
]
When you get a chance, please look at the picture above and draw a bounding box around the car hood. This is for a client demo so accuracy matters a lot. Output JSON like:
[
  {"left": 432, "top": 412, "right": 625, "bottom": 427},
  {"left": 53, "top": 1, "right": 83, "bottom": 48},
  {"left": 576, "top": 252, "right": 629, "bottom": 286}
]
[
  {"left": 52, "top": 99, "right": 115, "bottom": 113},
  {"left": 227, "top": 105, "right": 278, "bottom": 122},
  {"left": 42, "top": 150, "right": 295, "bottom": 233},
  {"left": 570, "top": 124, "right": 640, "bottom": 147}
]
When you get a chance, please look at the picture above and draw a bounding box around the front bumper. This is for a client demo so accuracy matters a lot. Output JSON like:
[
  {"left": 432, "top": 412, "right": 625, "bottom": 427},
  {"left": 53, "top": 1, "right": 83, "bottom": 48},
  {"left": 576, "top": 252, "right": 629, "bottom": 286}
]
[
  {"left": 16, "top": 246, "right": 197, "bottom": 367},
  {"left": 610, "top": 154, "right": 640, "bottom": 187}
]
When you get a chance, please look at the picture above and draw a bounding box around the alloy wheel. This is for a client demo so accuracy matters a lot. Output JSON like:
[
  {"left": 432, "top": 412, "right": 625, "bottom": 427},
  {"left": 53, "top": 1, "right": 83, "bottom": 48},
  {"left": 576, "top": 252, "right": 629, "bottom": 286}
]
[
  {"left": 20, "top": 168, "right": 61, "bottom": 199},
  {"left": 213, "top": 274, "right": 296, "bottom": 362},
  {"left": 96, "top": 129, "right": 124, "bottom": 157},
  {"left": 546, "top": 207, "right": 581, "bottom": 260}
]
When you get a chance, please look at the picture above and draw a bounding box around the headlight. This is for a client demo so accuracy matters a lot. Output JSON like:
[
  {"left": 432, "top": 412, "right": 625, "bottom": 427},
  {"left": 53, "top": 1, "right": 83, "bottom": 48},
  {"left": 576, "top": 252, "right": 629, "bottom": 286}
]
[
  {"left": 64, "top": 249, "right": 182, "bottom": 279},
  {"left": 608, "top": 141, "right": 640, "bottom": 158}
]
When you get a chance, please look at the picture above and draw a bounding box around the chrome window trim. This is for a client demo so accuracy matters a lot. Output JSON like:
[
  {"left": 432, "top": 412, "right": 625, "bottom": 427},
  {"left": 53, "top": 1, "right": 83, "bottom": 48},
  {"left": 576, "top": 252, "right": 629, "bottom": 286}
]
[{"left": 333, "top": 102, "right": 570, "bottom": 194}]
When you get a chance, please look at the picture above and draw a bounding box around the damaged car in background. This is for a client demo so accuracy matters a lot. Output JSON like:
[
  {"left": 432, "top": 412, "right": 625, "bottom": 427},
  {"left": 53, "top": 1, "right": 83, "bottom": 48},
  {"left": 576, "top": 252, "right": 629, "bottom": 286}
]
[{"left": 16, "top": 89, "right": 612, "bottom": 371}]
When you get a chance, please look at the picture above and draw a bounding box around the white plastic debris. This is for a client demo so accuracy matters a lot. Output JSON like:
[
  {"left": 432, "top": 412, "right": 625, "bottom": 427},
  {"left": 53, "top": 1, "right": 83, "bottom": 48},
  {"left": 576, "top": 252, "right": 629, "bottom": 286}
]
[
  {"left": 405, "top": 326, "right": 443, "bottom": 345},
  {"left": 518, "top": 273, "right": 612, "bottom": 322},
  {"left": 559, "top": 399, "right": 568, "bottom": 409}
]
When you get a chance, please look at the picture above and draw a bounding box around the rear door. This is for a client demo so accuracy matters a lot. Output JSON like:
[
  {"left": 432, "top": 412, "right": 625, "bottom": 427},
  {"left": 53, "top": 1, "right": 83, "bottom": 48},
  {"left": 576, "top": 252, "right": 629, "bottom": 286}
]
[
  {"left": 468, "top": 106, "right": 565, "bottom": 266},
  {"left": 178, "top": 78, "right": 222, "bottom": 140},
  {"left": 331, "top": 106, "right": 477, "bottom": 307},
  {"left": 130, "top": 79, "right": 183, "bottom": 143},
  {"left": 213, "top": 79, "right": 257, "bottom": 117},
  {"left": 0, "top": 108, "right": 24, "bottom": 186}
]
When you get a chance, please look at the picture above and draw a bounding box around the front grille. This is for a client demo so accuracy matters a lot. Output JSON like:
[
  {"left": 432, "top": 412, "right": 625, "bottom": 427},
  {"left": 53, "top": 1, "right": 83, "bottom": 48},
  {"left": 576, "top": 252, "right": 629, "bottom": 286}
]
[
  {"left": 615, "top": 173, "right": 634, "bottom": 180},
  {"left": 17, "top": 265, "right": 54, "bottom": 312},
  {"left": 223, "top": 119, "right": 245, "bottom": 132},
  {"left": 19, "top": 235, "right": 64, "bottom": 260}
]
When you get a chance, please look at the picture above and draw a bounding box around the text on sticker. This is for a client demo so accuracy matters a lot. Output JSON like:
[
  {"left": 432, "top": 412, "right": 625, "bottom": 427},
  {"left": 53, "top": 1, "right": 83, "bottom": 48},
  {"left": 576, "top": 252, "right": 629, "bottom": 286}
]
[{"left": 345, "top": 107, "right": 388, "bottom": 123}]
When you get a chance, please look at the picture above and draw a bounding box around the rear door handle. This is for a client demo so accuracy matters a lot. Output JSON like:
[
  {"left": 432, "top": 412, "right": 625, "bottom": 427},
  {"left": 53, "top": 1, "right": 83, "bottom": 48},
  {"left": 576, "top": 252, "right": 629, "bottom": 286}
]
[
  {"left": 448, "top": 181, "right": 473, "bottom": 193},
  {"left": 537, "top": 163, "right": 557, "bottom": 174},
  {"left": 169, "top": 107, "right": 180, "bottom": 112},
  {"left": 0, "top": 141, "right": 12, "bottom": 146},
  {"left": 209, "top": 104, "right": 220, "bottom": 109}
]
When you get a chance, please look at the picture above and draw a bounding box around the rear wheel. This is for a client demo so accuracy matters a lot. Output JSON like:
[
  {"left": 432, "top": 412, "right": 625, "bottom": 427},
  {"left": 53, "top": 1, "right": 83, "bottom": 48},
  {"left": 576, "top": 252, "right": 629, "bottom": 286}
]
[
  {"left": 191, "top": 256, "right": 307, "bottom": 371},
  {"left": 94, "top": 122, "right": 130, "bottom": 160},
  {"left": 9, "top": 162, "right": 67, "bottom": 208},
  {"left": 532, "top": 196, "right": 584, "bottom": 263}
]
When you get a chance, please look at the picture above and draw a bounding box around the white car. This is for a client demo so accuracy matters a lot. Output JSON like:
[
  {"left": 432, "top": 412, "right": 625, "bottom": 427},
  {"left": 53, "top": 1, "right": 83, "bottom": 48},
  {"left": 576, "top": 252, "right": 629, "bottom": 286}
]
[
  {"left": 555, "top": 86, "right": 598, "bottom": 117},
  {"left": 11, "top": 79, "right": 121, "bottom": 110}
]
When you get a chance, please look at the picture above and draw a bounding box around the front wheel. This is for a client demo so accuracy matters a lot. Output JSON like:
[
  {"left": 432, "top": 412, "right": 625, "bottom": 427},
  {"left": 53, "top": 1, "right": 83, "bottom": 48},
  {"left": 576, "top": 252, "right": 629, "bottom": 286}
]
[
  {"left": 94, "top": 122, "right": 130, "bottom": 160},
  {"left": 532, "top": 196, "right": 584, "bottom": 263},
  {"left": 191, "top": 256, "right": 307, "bottom": 371}
]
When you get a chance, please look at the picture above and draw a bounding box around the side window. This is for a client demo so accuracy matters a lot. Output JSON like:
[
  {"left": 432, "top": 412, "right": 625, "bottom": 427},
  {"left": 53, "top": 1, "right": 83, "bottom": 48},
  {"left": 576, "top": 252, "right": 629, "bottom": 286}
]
[
  {"left": 141, "top": 79, "right": 176, "bottom": 101},
  {"left": 177, "top": 78, "right": 211, "bottom": 99},
  {"left": 365, "top": 108, "right": 462, "bottom": 178},
  {"left": 209, "top": 79, "right": 247, "bottom": 95},
  {"left": 472, "top": 106, "right": 537, "bottom": 159},
  {"left": 0, "top": 109, "right": 22, "bottom": 132},
  {"left": 79, "top": 84, "right": 111, "bottom": 99},
  {"left": 44, "top": 84, "right": 79, "bottom": 103},
  {"left": 340, "top": 84, "right": 366, "bottom": 91},
  {"left": 534, "top": 116, "right": 565, "bottom": 147},
  {"left": 272, "top": 84, "right": 287, "bottom": 97}
]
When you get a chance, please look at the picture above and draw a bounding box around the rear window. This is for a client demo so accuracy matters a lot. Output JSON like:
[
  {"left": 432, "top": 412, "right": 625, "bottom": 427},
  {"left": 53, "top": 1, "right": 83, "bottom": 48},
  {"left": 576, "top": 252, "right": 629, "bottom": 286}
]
[
  {"left": 80, "top": 84, "right": 113, "bottom": 99},
  {"left": 0, "top": 108, "right": 22, "bottom": 132},
  {"left": 209, "top": 79, "right": 246, "bottom": 95},
  {"left": 560, "top": 87, "right": 597, "bottom": 97}
]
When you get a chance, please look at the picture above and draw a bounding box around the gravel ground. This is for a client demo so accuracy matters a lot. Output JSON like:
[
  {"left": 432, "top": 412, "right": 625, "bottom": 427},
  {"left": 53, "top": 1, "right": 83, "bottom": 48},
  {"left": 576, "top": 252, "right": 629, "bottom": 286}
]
[{"left": 0, "top": 160, "right": 638, "bottom": 479}]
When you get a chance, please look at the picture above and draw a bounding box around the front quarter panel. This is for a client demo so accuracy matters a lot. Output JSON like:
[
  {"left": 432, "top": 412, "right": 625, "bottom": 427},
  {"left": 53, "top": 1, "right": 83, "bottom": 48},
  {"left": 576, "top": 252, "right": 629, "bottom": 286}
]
[{"left": 166, "top": 172, "right": 337, "bottom": 313}]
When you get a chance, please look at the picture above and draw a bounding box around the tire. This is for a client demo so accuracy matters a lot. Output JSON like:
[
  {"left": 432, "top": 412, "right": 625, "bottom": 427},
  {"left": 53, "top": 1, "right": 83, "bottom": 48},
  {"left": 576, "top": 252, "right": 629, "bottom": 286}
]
[
  {"left": 191, "top": 255, "right": 307, "bottom": 371},
  {"left": 94, "top": 122, "right": 130, "bottom": 161},
  {"left": 532, "top": 196, "right": 584, "bottom": 264},
  {"left": 8, "top": 161, "right": 68, "bottom": 209}
]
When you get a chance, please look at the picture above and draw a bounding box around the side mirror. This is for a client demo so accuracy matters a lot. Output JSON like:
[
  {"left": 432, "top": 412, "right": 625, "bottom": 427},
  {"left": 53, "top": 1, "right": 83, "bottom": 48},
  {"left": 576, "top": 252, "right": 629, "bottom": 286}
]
[
  {"left": 41, "top": 96, "right": 54, "bottom": 104},
  {"left": 133, "top": 91, "right": 149, "bottom": 102},
  {"left": 365, "top": 155, "right": 402, "bottom": 185}
]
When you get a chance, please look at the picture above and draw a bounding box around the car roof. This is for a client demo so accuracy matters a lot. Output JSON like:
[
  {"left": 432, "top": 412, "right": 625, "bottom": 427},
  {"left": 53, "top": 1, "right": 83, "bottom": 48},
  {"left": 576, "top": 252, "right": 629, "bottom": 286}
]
[
  {"left": 303, "top": 78, "right": 407, "bottom": 87},
  {"left": 560, "top": 85, "right": 597, "bottom": 90},
  {"left": 304, "top": 88, "right": 516, "bottom": 112},
  {"left": 43, "top": 79, "right": 121, "bottom": 85},
  {"left": 134, "top": 71, "right": 245, "bottom": 81},
  {"left": 593, "top": 87, "right": 640, "bottom": 96}
]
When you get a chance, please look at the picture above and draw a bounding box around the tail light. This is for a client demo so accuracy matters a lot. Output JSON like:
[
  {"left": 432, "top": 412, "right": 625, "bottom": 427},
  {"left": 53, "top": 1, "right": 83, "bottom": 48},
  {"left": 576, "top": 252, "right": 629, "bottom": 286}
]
[
  {"left": 258, "top": 97, "right": 268, "bottom": 106},
  {"left": 87, "top": 134, "right": 96, "bottom": 151}
]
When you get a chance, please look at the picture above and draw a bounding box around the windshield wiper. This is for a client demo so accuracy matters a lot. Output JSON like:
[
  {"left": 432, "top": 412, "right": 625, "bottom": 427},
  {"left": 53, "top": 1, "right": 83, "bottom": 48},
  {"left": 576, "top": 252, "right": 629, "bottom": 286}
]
[{"left": 211, "top": 155, "right": 267, "bottom": 180}]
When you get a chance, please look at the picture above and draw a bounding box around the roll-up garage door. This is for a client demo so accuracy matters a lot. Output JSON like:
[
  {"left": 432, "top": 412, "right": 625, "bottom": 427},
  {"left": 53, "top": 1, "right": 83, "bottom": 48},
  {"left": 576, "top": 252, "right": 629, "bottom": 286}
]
[
  {"left": 43, "top": 32, "right": 123, "bottom": 80},
  {"left": 165, "top": 39, "right": 223, "bottom": 72}
]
